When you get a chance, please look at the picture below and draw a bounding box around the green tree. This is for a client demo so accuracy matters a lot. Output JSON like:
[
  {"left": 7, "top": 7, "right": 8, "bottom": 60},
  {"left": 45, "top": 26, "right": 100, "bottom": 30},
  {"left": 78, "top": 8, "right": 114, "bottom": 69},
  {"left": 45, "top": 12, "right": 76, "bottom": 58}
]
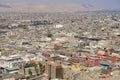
[
  {"left": 35, "top": 68, "right": 39, "bottom": 76},
  {"left": 38, "top": 62, "right": 42, "bottom": 74},
  {"left": 34, "top": 63, "right": 39, "bottom": 75},
  {"left": 38, "top": 62, "right": 45, "bottom": 74},
  {"left": 34, "top": 63, "right": 37, "bottom": 70},
  {"left": 28, "top": 69, "right": 32, "bottom": 76},
  {"left": 41, "top": 65, "right": 45, "bottom": 74}
]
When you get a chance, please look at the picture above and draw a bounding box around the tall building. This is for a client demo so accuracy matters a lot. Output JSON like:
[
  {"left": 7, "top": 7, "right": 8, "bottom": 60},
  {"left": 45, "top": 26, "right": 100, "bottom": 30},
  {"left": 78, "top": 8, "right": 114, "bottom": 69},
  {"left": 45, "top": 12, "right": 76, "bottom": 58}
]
[{"left": 45, "top": 61, "right": 63, "bottom": 79}]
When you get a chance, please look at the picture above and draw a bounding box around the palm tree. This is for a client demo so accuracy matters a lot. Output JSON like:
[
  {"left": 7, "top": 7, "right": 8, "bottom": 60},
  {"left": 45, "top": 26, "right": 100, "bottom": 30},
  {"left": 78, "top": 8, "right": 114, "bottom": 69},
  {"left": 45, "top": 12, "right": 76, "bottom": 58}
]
[
  {"left": 38, "top": 62, "right": 42, "bottom": 74},
  {"left": 38, "top": 62, "right": 45, "bottom": 74},
  {"left": 28, "top": 68, "right": 32, "bottom": 76},
  {"left": 34, "top": 63, "right": 39, "bottom": 75},
  {"left": 42, "top": 65, "right": 45, "bottom": 74},
  {"left": 35, "top": 68, "right": 39, "bottom": 76},
  {"left": 23, "top": 65, "right": 26, "bottom": 75},
  {"left": 21, "top": 63, "right": 26, "bottom": 75}
]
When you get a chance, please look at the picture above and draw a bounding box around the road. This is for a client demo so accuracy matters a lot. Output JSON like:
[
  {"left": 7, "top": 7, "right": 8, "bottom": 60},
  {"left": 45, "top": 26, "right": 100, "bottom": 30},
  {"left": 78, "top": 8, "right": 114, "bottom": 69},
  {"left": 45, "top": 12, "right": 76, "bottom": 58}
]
[{"left": 72, "top": 72, "right": 80, "bottom": 80}]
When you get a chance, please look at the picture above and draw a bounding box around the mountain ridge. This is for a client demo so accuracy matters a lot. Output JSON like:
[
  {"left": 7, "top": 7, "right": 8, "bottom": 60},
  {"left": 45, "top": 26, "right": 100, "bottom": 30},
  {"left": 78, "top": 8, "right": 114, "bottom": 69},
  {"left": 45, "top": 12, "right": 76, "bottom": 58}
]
[
  {"left": 0, "top": 4, "right": 12, "bottom": 8},
  {"left": 0, "top": 3, "right": 95, "bottom": 12}
]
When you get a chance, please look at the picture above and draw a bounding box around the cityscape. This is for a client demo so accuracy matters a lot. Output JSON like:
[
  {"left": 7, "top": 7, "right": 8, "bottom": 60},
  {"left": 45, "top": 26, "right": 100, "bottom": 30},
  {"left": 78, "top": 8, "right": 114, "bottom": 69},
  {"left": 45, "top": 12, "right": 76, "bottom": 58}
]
[{"left": 0, "top": 0, "right": 120, "bottom": 80}]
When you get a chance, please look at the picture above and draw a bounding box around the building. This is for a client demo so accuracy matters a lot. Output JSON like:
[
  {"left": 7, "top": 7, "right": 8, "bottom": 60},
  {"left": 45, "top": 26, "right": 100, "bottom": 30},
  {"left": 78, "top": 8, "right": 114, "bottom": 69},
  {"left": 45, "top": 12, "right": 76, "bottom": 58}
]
[
  {"left": 0, "top": 55, "right": 24, "bottom": 73},
  {"left": 45, "top": 61, "right": 63, "bottom": 79}
]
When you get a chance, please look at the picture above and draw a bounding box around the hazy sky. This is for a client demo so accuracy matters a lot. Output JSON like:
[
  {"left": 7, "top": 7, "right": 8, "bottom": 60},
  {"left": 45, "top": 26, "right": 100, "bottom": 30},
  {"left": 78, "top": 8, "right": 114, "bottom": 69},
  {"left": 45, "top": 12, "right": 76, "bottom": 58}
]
[
  {"left": 0, "top": 0, "right": 120, "bottom": 9},
  {"left": 0, "top": 0, "right": 120, "bottom": 12}
]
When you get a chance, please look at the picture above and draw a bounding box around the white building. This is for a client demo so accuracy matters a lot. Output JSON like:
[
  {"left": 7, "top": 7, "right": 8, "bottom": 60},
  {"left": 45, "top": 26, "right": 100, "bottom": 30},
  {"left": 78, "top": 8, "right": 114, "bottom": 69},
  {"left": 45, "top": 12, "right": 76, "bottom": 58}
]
[
  {"left": 54, "top": 24, "right": 63, "bottom": 28},
  {"left": 0, "top": 55, "right": 24, "bottom": 69}
]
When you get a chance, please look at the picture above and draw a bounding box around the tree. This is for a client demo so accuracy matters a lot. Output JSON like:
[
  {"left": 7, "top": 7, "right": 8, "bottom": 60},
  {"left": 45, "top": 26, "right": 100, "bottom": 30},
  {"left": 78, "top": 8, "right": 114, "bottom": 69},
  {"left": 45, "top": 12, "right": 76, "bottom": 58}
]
[
  {"left": 28, "top": 69, "right": 32, "bottom": 76},
  {"left": 34, "top": 63, "right": 39, "bottom": 75},
  {"left": 21, "top": 63, "right": 26, "bottom": 75},
  {"left": 38, "top": 62, "right": 42, "bottom": 74},
  {"left": 38, "top": 62, "right": 45, "bottom": 74},
  {"left": 35, "top": 68, "right": 39, "bottom": 76},
  {"left": 33, "top": 63, "right": 37, "bottom": 70},
  {"left": 47, "top": 33, "right": 53, "bottom": 37},
  {"left": 41, "top": 65, "right": 45, "bottom": 74}
]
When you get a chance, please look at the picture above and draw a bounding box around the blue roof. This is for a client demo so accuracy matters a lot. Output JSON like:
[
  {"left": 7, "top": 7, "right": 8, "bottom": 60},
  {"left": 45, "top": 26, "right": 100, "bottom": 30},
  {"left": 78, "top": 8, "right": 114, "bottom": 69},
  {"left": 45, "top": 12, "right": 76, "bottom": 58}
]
[
  {"left": 100, "top": 62, "right": 110, "bottom": 67},
  {"left": 26, "top": 63, "right": 30, "bottom": 67},
  {"left": 32, "top": 52, "right": 37, "bottom": 54}
]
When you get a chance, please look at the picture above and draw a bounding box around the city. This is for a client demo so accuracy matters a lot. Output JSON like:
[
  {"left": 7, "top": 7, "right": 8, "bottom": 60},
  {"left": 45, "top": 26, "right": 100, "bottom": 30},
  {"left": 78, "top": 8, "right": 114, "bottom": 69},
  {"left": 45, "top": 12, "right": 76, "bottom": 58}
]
[{"left": 0, "top": 0, "right": 120, "bottom": 80}]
